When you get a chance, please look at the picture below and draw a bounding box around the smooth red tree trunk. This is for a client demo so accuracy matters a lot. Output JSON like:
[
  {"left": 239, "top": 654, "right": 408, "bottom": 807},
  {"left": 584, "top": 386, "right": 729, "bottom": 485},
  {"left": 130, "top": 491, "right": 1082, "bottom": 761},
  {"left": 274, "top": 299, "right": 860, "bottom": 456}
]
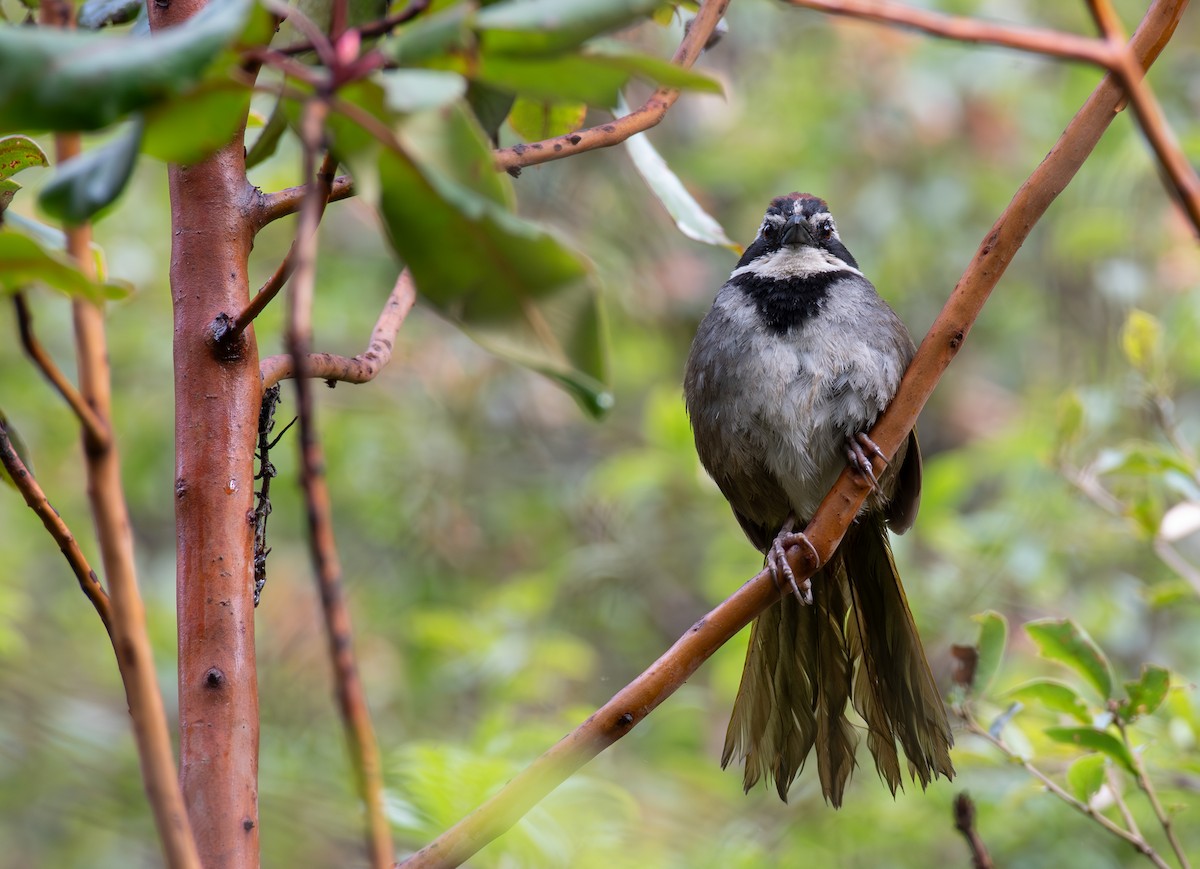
[{"left": 150, "top": 1, "right": 263, "bottom": 862}]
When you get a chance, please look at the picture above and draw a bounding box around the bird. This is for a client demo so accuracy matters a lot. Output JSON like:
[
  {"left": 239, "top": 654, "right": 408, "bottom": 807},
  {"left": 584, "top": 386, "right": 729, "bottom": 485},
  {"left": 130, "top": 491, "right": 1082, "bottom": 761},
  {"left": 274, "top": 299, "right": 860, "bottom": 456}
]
[{"left": 683, "top": 192, "right": 954, "bottom": 806}]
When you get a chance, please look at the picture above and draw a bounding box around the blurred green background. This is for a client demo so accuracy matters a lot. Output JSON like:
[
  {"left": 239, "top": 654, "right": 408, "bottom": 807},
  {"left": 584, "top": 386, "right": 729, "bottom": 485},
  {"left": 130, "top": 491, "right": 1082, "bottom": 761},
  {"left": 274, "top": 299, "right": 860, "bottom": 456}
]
[{"left": 3, "top": 1, "right": 1200, "bottom": 866}]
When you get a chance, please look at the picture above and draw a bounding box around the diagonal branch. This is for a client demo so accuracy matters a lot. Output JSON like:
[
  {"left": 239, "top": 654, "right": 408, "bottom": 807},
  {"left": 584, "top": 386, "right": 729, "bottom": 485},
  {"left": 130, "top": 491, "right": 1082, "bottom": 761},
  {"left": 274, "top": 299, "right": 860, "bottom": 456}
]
[
  {"left": 252, "top": 172, "right": 356, "bottom": 231},
  {"left": 398, "top": 0, "right": 1187, "bottom": 865},
  {"left": 261, "top": 268, "right": 416, "bottom": 389},
  {"left": 0, "top": 418, "right": 114, "bottom": 637},
  {"left": 783, "top": 0, "right": 1114, "bottom": 65},
  {"left": 14, "top": 293, "right": 109, "bottom": 447},
  {"left": 287, "top": 96, "right": 394, "bottom": 869},
  {"left": 492, "top": 0, "right": 730, "bottom": 173}
]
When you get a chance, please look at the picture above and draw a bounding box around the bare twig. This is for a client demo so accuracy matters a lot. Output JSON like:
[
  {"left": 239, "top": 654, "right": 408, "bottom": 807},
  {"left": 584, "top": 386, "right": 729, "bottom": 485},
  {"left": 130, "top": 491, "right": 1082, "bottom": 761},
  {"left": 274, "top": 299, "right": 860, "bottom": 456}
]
[
  {"left": 286, "top": 97, "right": 393, "bottom": 869},
  {"left": 219, "top": 153, "right": 340, "bottom": 342},
  {"left": 400, "top": 1, "right": 1188, "bottom": 865},
  {"left": 953, "top": 793, "right": 994, "bottom": 869},
  {"left": 1115, "top": 718, "right": 1192, "bottom": 869},
  {"left": 0, "top": 418, "right": 114, "bottom": 636},
  {"left": 13, "top": 293, "right": 109, "bottom": 446},
  {"left": 1086, "top": 0, "right": 1200, "bottom": 237},
  {"left": 252, "top": 173, "right": 355, "bottom": 231},
  {"left": 783, "top": 0, "right": 1113, "bottom": 65},
  {"left": 261, "top": 269, "right": 415, "bottom": 389},
  {"left": 492, "top": 0, "right": 730, "bottom": 173},
  {"left": 964, "top": 717, "right": 1171, "bottom": 869},
  {"left": 1107, "top": 765, "right": 1146, "bottom": 840}
]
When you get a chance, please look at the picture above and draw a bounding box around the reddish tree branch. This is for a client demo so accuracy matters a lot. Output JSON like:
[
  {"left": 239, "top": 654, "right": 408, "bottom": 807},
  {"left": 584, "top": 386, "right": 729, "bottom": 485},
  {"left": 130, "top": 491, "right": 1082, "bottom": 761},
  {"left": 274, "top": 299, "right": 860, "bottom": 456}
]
[
  {"left": 1087, "top": 0, "right": 1200, "bottom": 236},
  {"left": 492, "top": 0, "right": 730, "bottom": 173},
  {"left": 953, "top": 793, "right": 994, "bottom": 869},
  {"left": 399, "top": 0, "right": 1187, "bottom": 865},
  {"left": 253, "top": 173, "right": 355, "bottom": 231},
  {"left": 287, "top": 97, "right": 394, "bottom": 868},
  {"left": 261, "top": 269, "right": 415, "bottom": 389},
  {"left": 13, "top": 293, "right": 110, "bottom": 446},
  {"left": 783, "top": 0, "right": 1114, "bottom": 65},
  {"left": 150, "top": 0, "right": 266, "bottom": 859},
  {"left": 0, "top": 418, "right": 114, "bottom": 637}
]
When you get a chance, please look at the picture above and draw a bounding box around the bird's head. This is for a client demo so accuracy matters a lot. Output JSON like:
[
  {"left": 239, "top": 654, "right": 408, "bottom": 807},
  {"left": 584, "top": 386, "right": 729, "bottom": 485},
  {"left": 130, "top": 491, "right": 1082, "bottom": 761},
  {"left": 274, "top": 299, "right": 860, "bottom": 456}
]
[{"left": 736, "top": 193, "right": 859, "bottom": 272}]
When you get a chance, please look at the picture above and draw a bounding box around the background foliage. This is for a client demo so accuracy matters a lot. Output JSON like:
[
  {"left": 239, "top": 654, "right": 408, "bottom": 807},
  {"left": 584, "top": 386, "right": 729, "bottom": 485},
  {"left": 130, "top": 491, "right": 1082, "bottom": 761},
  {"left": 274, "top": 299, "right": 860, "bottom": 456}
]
[{"left": 2, "top": 0, "right": 1200, "bottom": 866}]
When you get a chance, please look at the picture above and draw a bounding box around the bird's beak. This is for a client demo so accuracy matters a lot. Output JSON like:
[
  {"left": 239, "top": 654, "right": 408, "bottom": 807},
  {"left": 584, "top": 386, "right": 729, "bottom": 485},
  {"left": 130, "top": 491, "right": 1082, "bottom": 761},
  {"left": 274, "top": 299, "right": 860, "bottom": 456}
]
[{"left": 780, "top": 214, "right": 814, "bottom": 247}]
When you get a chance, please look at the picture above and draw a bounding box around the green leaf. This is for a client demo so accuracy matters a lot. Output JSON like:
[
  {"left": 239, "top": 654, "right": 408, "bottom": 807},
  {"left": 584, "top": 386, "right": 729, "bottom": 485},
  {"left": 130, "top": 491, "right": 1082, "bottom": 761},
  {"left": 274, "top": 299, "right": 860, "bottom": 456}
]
[
  {"left": 971, "top": 610, "right": 1007, "bottom": 696},
  {"left": 381, "top": 70, "right": 468, "bottom": 114},
  {"left": 0, "top": 135, "right": 49, "bottom": 181},
  {"left": 0, "top": 229, "right": 131, "bottom": 301},
  {"left": 622, "top": 119, "right": 737, "bottom": 251},
  {"left": 0, "top": 179, "right": 19, "bottom": 214},
  {"left": 78, "top": 0, "right": 143, "bottom": 29},
  {"left": 507, "top": 98, "right": 586, "bottom": 141},
  {"left": 383, "top": 4, "right": 474, "bottom": 67},
  {"left": 1044, "top": 726, "right": 1136, "bottom": 775},
  {"left": 467, "top": 82, "right": 518, "bottom": 144},
  {"left": 1118, "top": 665, "right": 1170, "bottom": 722},
  {"left": 0, "top": 0, "right": 259, "bottom": 132},
  {"left": 398, "top": 102, "right": 512, "bottom": 208},
  {"left": 1066, "top": 754, "right": 1107, "bottom": 802},
  {"left": 1026, "top": 618, "right": 1115, "bottom": 701},
  {"left": 1005, "top": 679, "right": 1092, "bottom": 724},
  {"left": 38, "top": 122, "right": 143, "bottom": 225},
  {"left": 1056, "top": 388, "right": 1085, "bottom": 446},
  {"left": 325, "top": 84, "right": 609, "bottom": 417},
  {"left": 476, "top": 0, "right": 663, "bottom": 55},
  {"left": 141, "top": 80, "right": 251, "bottom": 164},
  {"left": 245, "top": 98, "right": 290, "bottom": 170}
]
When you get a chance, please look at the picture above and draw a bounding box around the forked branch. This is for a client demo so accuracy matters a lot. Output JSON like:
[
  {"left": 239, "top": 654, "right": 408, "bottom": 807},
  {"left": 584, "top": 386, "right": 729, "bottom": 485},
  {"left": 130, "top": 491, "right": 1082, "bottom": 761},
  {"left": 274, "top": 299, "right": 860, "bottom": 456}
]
[{"left": 399, "top": 0, "right": 1187, "bottom": 864}]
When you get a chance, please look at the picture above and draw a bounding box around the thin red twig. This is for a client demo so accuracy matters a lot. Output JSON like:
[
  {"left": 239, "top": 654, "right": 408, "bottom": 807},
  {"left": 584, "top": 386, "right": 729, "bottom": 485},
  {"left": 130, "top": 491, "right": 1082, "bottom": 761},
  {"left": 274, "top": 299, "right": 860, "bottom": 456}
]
[
  {"left": 492, "top": 0, "right": 730, "bottom": 173},
  {"left": 953, "top": 793, "right": 994, "bottom": 869},
  {"left": 399, "top": 1, "right": 1187, "bottom": 864},
  {"left": 13, "top": 292, "right": 109, "bottom": 446},
  {"left": 0, "top": 418, "right": 114, "bottom": 636},
  {"left": 783, "top": 0, "right": 1113, "bottom": 65},
  {"left": 261, "top": 268, "right": 416, "bottom": 389},
  {"left": 252, "top": 173, "right": 355, "bottom": 231},
  {"left": 286, "top": 97, "right": 394, "bottom": 869},
  {"left": 1087, "top": 0, "right": 1200, "bottom": 237}
]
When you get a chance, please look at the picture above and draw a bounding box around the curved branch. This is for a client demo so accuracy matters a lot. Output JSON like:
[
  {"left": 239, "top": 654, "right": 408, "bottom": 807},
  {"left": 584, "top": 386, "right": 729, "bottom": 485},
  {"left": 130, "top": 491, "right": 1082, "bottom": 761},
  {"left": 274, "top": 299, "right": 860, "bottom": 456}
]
[
  {"left": 261, "top": 269, "right": 414, "bottom": 389},
  {"left": 13, "top": 292, "right": 110, "bottom": 447},
  {"left": 492, "top": 0, "right": 730, "bottom": 173},
  {"left": 0, "top": 418, "right": 114, "bottom": 637},
  {"left": 783, "top": 0, "right": 1115, "bottom": 66},
  {"left": 399, "top": 1, "right": 1187, "bottom": 865}
]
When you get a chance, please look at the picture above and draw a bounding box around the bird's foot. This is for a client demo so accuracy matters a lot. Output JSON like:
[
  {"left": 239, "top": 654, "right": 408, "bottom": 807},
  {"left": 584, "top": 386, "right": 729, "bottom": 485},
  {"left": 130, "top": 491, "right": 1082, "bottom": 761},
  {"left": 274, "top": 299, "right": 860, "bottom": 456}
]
[
  {"left": 768, "top": 518, "right": 818, "bottom": 606},
  {"left": 846, "top": 431, "right": 886, "bottom": 492}
]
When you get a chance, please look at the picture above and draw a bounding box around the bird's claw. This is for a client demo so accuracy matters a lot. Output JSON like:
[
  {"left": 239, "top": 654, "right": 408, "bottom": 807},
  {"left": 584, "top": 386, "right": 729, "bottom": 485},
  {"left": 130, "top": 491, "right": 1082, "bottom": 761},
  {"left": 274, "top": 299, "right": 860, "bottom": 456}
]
[
  {"left": 847, "top": 431, "right": 886, "bottom": 492},
  {"left": 768, "top": 525, "right": 817, "bottom": 606}
]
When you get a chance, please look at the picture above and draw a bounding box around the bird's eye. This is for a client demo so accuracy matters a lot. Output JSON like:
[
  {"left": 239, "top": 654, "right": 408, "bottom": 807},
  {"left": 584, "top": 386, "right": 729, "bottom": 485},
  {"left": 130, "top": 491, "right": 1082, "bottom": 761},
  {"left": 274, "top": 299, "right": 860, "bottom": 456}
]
[
  {"left": 818, "top": 219, "right": 835, "bottom": 240},
  {"left": 760, "top": 222, "right": 775, "bottom": 239}
]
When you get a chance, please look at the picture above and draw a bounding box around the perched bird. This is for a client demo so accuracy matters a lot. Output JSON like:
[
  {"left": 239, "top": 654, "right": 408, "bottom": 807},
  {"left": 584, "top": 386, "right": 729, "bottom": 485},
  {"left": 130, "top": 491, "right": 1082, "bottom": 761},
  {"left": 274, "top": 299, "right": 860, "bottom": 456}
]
[{"left": 683, "top": 192, "right": 953, "bottom": 806}]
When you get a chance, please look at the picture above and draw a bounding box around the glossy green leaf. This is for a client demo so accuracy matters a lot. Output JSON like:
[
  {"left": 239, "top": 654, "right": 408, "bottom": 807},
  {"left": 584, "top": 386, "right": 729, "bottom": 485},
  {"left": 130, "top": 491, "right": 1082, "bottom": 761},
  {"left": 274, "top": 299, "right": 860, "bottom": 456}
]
[
  {"left": 78, "top": 0, "right": 143, "bottom": 29},
  {"left": 398, "top": 102, "right": 512, "bottom": 208},
  {"left": 1044, "top": 726, "right": 1136, "bottom": 775},
  {"left": 0, "top": 0, "right": 257, "bottom": 132},
  {"left": 0, "top": 229, "right": 131, "bottom": 302},
  {"left": 0, "top": 135, "right": 49, "bottom": 181},
  {"left": 507, "top": 98, "right": 586, "bottom": 141},
  {"left": 467, "top": 82, "right": 517, "bottom": 144},
  {"left": 623, "top": 120, "right": 737, "bottom": 251},
  {"left": 1118, "top": 665, "right": 1170, "bottom": 722},
  {"left": 381, "top": 70, "right": 468, "bottom": 114},
  {"left": 5, "top": 212, "right": 117, "bottom": 283},
  {"left": 245, "top": 98, "right": 290, "bottom": 169},
  {"left": 141, "top": 81, "right": 250, "bottom": 164},
  {"left": 1005, "top": 679, "right": 1091, "bottom": 724},
  {"left": 1066, "top": 754, "right": 1107, "bottom": 802},
  {"left": 464, "top": 49, "right": 722, "bottom": 105},
  {"left": 383, "top": 4, "right": 474, "bottom": 67},
  {"left": 0, "top": 180, "right": 18, "bottom": 213},
  {"left": 38, "top": 122, "right": 142, "bottom": 225},
  {"left": 971, "top": 610, "right": 1007, "bottom": 696},
  {"left": 476, "top": 0, "right": 663, "bottom": 55},
  {"left": 1026, "top": 618, "right": 1115, "bottom": 701}
]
